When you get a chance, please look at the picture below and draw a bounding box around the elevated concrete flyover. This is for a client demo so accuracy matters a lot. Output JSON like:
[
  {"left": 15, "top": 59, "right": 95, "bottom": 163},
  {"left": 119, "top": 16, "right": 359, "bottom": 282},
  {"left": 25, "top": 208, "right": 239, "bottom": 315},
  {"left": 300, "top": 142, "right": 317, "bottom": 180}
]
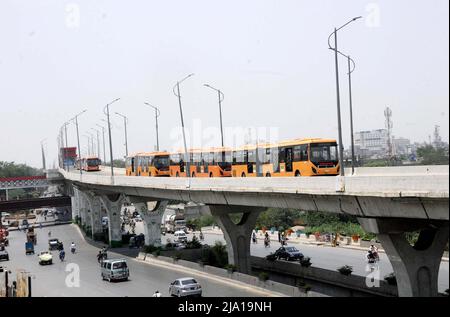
[
  {"left": 53, "top": 166, "right": 449, "bottom": 297},
  {"left": 57, "top": 168, "right": 448, "bottom": 221}
]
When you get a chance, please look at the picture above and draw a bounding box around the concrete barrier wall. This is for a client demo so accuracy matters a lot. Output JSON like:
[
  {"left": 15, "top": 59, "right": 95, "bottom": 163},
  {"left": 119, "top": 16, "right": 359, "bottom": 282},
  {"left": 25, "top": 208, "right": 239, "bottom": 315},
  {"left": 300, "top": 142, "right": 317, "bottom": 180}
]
[
  {"left": 178, "top": 259, "right": 203, "bottom": 271},
  {"left": 251, "top": 256, "right": 397, "bottom": 297},
  {"left": 137, "top": 252, "right": 146, "bottom": 260},
  {"left": 231, "top": 272, "right": 259, "bottom": 286},
  {"left": 156, "top": 256, "right": 175, "bottom": 264},
  {"left": 159, "top": 249, "right": 203, "bottom": 262},
  {"left": 138, "top": 252, "right": 387, "bottom": 297},
  {"left": 203, "top": 265, "right": 230, "bottom": 279}
]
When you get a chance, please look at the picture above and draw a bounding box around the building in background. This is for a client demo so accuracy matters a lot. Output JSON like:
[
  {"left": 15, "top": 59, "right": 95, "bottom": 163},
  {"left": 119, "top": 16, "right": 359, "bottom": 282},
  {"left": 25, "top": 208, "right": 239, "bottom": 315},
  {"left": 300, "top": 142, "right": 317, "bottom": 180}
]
[{"left": 353, "top": 129, "right": 389, "bottom": 159}]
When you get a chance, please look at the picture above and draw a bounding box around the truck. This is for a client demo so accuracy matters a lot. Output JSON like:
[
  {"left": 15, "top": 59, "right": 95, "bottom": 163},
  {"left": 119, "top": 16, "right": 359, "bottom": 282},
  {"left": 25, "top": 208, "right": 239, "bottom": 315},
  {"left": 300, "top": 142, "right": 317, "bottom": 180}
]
[
  {"left": 0, "top": 227, "right": 8, "bottom": 247},
  {"left": 26, "top": 226, "right": 37, "bottom": 245},
  {"left": 60, "top": 146, "right": 78, "bottom": 169},
  {"left": 164, "top": 211, "right": 186, "bottom": 234}
]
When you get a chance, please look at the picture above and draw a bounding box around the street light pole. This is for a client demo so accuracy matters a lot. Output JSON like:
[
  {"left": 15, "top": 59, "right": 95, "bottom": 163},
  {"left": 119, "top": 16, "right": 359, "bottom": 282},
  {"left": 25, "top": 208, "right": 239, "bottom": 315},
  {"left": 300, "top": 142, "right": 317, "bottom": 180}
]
[
  {"left": 144, "top": 102, "right": 160, "bottom": 151},
  {"left": 347, "top": 55, "right": 356, "bottom": 174},
  {"left": 115, "top": 112, "right": 129, "bottom": 157},
  {"left": 173, "top": 73, "right": 194, "bottom": 178},
  {"left": 104, "top": 98, "right": 121, "bottom": 177},
  {"left": 64, "top": 122, "right": 69, "bottom": 147},
  {"left": 328, "top": 16, "right": 362, "bottom": 176},
  {"left": 203, "top": 84, "right": 225, "bottom": 147},
  {"left": 68, "top": 109, "right": 87, "bottom": 175},
  {"left": 40, "top": 139, "right": 47, "bottom": 171},
  {"left": 91, "top": 128, "right": 101, "bottom": 160},
  {"left": 96, "top": 124, "right": 107, "bottom": 165}
]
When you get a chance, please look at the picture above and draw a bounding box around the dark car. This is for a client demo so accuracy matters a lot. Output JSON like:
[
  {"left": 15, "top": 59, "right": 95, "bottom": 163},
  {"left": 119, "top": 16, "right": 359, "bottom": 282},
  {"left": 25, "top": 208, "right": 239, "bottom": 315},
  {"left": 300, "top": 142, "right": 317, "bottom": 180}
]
[
  {"left": 274, "top": 246, "right": 304, "bottom": 261},
  {"left": 48, "top": 238, "right": 60, "bottom": 251},
  {"left": 0, "top": 248, "right": 9, "bottom": 261}
]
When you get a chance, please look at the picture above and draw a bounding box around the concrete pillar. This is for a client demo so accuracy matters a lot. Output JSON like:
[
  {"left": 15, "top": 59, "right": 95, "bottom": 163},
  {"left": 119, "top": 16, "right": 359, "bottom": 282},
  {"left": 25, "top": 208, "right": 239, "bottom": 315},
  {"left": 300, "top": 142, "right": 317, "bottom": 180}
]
[
  {"left": 71, "top": 188, "right": 80, "bottom": 221},
  {"left": 358, "top": 218, "right": 449, "bottom": 297},
  {"left": 83, "top": 192, "right": 103, "bottom": 239},
  {"left": 99, "top": 194, "right": 126, "bottom": 247},
  {"left": 209, "top": 205, "right": 265, "bottom": 274},
  {"left": 78, "top": 192, "right": 88, "bottom": 227},
  {"left": 133, "top": 200, "right": 168, "bottom": 246}
]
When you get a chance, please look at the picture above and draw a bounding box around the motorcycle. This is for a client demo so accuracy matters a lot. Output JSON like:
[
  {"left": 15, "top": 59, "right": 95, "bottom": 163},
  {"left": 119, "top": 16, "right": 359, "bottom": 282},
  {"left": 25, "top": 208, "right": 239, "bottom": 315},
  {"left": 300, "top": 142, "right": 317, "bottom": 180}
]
[
  {"left": 367, "top": 251, "right": 379, "bottom": 263},
  {"left": 59, "top": 251, "right": 65, "bottom": 262},
  {"left": 264, "top": 237, "right": 270, "bottom": 248},
  {"left": 71, "top": 246, "right": 76, "bottom": 254}
]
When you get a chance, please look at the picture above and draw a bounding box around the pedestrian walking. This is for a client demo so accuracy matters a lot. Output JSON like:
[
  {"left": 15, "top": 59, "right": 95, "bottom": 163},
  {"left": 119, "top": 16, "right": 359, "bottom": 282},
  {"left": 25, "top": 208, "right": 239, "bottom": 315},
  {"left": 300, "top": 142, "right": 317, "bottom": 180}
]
[{"left": 277, "top": 231, "right": 281, "bottom": 243}]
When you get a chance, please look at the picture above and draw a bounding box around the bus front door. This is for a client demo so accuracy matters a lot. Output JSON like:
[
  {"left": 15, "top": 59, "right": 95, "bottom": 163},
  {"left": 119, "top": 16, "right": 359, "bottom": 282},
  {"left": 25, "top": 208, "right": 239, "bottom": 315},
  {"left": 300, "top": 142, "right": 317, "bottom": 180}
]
[{"left": 285, "top": 148, "right": 293, "bottom": 173}]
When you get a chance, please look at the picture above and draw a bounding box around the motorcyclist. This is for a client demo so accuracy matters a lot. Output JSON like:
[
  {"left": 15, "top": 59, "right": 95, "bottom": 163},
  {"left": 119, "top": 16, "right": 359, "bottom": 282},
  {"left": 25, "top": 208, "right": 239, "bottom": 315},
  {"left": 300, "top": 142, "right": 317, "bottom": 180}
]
[
  {"left": 152, "top": 290, "right": 161, "bottom": 297},
  {"left": 59, "top": 249, "right": 65, "bottom": 262},
  {"left": 369, "top": 245, "right": 379, "bottom": 261},
  {"left": 264, "top": 236, "right": 270, "bottom": 248},
  {"left": 97, "top": 250, "right": 103, "bottom": 263},
  {"left": 252, "top": 230, "right": 257, "bottom": 244},
  {"left": 101, "top": 247, "right": 108, "bottom": 260},
  {"left": 70, "top": 242, "right": 76, "bottom": 254}
]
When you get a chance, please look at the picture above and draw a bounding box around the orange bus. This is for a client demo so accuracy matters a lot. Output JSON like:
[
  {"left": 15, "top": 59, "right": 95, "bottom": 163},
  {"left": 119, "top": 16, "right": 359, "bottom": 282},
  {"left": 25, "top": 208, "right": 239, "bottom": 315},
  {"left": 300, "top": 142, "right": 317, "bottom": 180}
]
[
  {"left": 133, "top": 152, "right": 170, "bottom": 177},
  {"left": 126, "top": 138, "right": 339, "bottom": 178},
  {"left": 169, "top": 148, "right": 232, "bottom": 177},
  {"left": 125, "top": 152, "right": 143, "bottom": 176},
  {"left": 232, "top": 138, "right": 339, "bottom": 177},
  {"left": 77, "top": 156, "right": 101, "bottom": 172}
]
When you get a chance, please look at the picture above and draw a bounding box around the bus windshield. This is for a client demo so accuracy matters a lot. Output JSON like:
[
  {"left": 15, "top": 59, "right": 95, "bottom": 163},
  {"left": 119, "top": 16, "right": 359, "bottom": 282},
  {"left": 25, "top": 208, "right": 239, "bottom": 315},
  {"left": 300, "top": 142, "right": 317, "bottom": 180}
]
[
  {"left": 310, "top": 143, "right": 338, "bottom": 163},
  {"left": 154, "top": 156, "right": 169, "bottom": 169},
  {"left": 87, "top": 159, "right": 100, "bottom": 166}
]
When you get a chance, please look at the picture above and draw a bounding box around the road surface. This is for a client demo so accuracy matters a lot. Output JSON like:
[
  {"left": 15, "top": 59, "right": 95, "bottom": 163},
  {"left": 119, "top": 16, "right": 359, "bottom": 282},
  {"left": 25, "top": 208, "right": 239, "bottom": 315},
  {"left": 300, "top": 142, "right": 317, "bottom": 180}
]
[{"left": 1, "top": 224, "right": 280, "bottom": 297}]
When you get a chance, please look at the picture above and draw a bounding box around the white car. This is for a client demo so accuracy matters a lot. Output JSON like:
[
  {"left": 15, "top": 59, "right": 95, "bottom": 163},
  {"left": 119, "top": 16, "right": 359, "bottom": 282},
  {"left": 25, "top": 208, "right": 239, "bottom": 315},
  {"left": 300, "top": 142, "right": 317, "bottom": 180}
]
[
  {"left": 169, "top": 277, "right": 202, "bottom": 297},
  {"left": 174, "top": 231, "right": 187, "bottom": 243},
  {"left": 38, "top": 251, "right": 53, "bottom": 265}
]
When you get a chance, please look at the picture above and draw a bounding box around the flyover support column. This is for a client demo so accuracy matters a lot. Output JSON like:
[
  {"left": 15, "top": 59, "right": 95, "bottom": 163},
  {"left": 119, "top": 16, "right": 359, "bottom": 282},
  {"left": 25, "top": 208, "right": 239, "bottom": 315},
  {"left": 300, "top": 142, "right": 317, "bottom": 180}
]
[
  {"left": 99, "top": 194, "right": 126, "bottom": 247},
  {"left": 78, "top": 192, "right": 88, "bottom": 228},
  {"left": 358, "top": 218, "right": 449, "bottom": 297},
  {"left": 83, "top": 192, "right": 103, "bottom": 240},
  {"left": 71, "top": 188, "right": 80, "bottom": 221},
  {"left": 209, "top": 205, "right": 265, "bottom": 274},
  {"left": 132, "top": 200, "right": 168, "bottom": 246}
]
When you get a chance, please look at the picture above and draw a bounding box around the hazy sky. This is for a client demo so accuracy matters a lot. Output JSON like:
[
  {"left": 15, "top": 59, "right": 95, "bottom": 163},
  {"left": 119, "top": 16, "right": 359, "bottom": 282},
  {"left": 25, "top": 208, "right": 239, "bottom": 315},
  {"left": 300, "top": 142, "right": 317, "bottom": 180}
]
[{"left": 0, "top": 0, "right": 448, "bottom": 168}]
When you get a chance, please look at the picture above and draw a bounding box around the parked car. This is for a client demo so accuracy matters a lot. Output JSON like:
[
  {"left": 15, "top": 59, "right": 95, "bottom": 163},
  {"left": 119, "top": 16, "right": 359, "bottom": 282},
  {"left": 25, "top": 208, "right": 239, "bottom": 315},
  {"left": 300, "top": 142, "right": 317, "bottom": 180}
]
[
  {"left": 274, "top": 246, "right": 304, "bottom": 261},
  {"left": 134, "top": 214, "right": 142, "bottom": 222},
  {"left": 174, "top": 230, "right": 187, "bottom": 243},
  {"left": 169, "top": 277, "right": 202, "bottom": 297},
  {"left": 101, "top": 259, "right": 129, "bottom": 282},
  {"left": 38, "top": 250, "right": 53, "bottom": 265},
  {"left": 48, "top": 238, "right": 60, "bottom": 250},
  {"left": 0, "top": 247, "right": 9, "bottom": 261}
]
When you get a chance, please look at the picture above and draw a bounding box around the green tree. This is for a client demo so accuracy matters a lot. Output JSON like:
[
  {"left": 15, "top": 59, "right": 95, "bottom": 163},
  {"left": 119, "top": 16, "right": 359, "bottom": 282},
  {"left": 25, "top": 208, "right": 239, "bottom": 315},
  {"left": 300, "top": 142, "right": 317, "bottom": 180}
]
[
  {"left": 416, "top": 145, "right": 449, "bottom": 165},
  {"left": 0, "top": 161, "right": 43, "bottom": 178},
  {"left": 256, "top": 208, "right": 305, "bottom": 229}
]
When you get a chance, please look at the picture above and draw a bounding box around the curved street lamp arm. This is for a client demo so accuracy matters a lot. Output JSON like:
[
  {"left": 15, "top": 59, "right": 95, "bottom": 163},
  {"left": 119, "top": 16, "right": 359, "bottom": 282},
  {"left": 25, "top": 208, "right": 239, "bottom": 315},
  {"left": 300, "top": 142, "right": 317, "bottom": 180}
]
[
  {"left": 144, "top": 102, "right": 161, "bottom": 117},
  {"left": 329, "top": 48, "right": 356, "bottom": 73},
  {"left": 173, "top": 73, "right": 195, "bottom": 97},
  {"left": 328, "top": 16, "right": 363, "bottom": 49},
  {"left": 115, "top": 111, "right": 129, "bottom": 123},
  {"left": 204, "top": 83, "right": 225, "bottom": 102},
  {"left": 68, "top": 109, "right": 87, "bottom": 123},
  {"left": 103, "top": 98, "right": 121, "bottom": 115}
]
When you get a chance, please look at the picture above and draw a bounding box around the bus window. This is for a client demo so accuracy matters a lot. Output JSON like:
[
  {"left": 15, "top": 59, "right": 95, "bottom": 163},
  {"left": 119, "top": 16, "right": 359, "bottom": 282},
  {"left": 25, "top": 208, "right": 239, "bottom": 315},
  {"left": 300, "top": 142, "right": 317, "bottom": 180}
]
[
  {"left": 310, "top": 143, "right": 338, "bottom": 162},
  {"left": 294, "top": 145, "right": 308, "bottom": 161}
]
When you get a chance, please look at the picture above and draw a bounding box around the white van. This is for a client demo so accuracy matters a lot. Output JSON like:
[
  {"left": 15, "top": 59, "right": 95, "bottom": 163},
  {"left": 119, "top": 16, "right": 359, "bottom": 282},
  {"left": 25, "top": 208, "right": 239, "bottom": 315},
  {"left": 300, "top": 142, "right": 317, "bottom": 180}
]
[{"left": 174, "top": 230, "right": 187, "bottom": 243}]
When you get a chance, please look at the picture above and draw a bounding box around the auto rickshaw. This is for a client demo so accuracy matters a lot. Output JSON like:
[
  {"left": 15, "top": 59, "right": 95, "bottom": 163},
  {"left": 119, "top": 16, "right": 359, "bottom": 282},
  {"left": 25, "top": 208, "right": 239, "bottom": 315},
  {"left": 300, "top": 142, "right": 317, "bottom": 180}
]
[{"left": 25, "top": 241, "right": 35, "bottom": 255}]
